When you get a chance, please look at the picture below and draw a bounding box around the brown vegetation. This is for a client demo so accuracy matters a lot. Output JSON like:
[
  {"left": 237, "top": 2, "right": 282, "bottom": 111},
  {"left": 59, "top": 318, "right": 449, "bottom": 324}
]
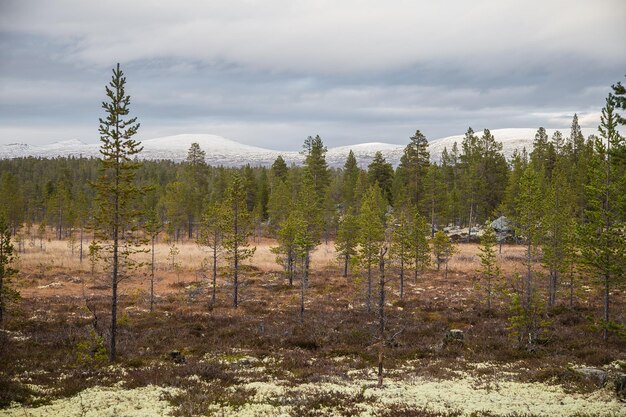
[{"left": 1, "top": 238, "right": 624, "bottom": 414}]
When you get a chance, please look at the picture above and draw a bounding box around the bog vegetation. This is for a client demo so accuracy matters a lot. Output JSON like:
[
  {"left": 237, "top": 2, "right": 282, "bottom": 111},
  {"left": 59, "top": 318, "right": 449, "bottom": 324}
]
[{"left": 0, "top": 66, "right": 624, "bottom": 416}]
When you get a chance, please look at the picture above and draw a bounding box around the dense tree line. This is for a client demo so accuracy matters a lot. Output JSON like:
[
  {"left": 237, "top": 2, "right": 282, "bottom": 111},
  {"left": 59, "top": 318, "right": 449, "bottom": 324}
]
[{"left": 0, "top": 75, "right": 624, "bottom": 350}]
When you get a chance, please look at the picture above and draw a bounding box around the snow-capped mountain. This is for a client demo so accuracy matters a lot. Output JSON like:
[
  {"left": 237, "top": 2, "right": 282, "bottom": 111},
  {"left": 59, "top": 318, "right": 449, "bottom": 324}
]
[
  {"left": 0, "top": 128, "right": 598, "bottom": 167},
  {"left": 427, "top": 128, "right": 597, "bottom": 162}
]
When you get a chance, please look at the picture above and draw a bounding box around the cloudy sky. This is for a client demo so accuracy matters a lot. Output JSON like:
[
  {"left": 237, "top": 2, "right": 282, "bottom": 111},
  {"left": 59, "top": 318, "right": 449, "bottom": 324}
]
[{"left": 1, "top": 1, "right": 625, "bottom": 150}]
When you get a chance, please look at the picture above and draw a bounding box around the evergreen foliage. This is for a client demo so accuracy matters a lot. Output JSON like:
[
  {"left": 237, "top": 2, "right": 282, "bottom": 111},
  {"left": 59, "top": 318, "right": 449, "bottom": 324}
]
[
  {"left": 431, "top": 231, "right": 455, "bottom": 279},
  {"left": 335, "top": 212, "right": 359, "bottom": 278},
  {"left": 357, "top": 185, "right": 387, "bottom": 312},
  {"left": 477, "top": 223, "right": 500, "bottom": 311},
  {"left": 0, "top": 215, "right": 18, "bottom": 325},
  {"left": 92, "top": 63, "right": 146, "bottom": 361},
  {"left": 221, "top": 174, "right": 256, "bottom": 308}
]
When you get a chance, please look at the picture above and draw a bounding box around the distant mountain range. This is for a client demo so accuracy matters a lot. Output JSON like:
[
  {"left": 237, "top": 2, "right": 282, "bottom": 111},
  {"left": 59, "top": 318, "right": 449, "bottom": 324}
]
[{"left": 0, "top": 128, "right": 597, "bottom": 167}]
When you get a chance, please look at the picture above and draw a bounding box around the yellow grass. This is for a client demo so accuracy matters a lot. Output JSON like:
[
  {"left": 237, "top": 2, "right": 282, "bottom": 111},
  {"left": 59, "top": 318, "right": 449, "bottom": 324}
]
[{"left": 14, "top": 235, "right": 535, "bottom": 298}]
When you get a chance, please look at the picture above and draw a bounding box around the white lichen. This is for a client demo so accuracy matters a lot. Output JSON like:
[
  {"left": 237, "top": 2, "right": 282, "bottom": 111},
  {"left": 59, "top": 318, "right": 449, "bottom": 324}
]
[{"left": 0, "top": 385, "right": 179, "bottom": 417}]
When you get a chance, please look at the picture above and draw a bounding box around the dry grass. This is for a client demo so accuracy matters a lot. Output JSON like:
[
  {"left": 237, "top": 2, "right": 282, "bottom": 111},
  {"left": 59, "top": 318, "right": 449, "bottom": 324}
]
[
  {"left": 15, "top": 237, "right": 535, "bottom": 299},
  {"left": 3, "top": 235, "right": 625, "bottom": 415}
]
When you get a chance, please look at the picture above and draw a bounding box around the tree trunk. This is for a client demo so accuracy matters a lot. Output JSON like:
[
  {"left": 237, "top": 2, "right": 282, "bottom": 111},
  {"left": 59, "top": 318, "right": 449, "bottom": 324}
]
[
  {"left": 0, "top": 246, "right": 4, "bottom": 326},
  {"left": 288, "top": 250, "right": 293, "bottom": 286},
  {"left": 150, "top": 235, "right": 155, "bottom": 312},
  {"left": 399, "top": 251, "right": 404, "bottom": 300},
  {"left": 343, "top": 254, "right": 349, "bottom": 278},
  {"left": 569, "top": 264, "right": 574, "bottom": 308},
  {"left": 212, "top": 242, "right": 217, "bottom": 306},
  {"left": 300, "top": 255, "right": 305, "bottom": 320},
  {"left": 304, "top": 253, "right": 310, "bottom": 289},
  {"left": 79, "top": 224, "right": 84, "bottom": 263},
  {"left": 233, "top": 204, "right": 239, "bottom": 308},
  {"left": 603, "top": 274, "right": 609, "bottom": 341},
  {"left": 377, "top": 247, "right": 387, "bottom": 387},
  {"left": 377, "top": 348, "right": 384, "bottom": 388},
  {"left": 526, "top": 238, "right": 532, "bottom": 309},
  {"left": 367, "top": 261, "right": 372, "bottom": 313},
  {"left": 110, "top": 197, "right": 119, "bottom": 362}
]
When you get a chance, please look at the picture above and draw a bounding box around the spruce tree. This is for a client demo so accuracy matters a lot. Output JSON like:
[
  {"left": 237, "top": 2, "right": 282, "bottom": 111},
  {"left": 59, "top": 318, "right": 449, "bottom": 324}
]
[
  {"left": 271, "top": 155, "right": 288, "bottom": 182},
  {"left": 367, "top": 151, "right": 394, "bottom": 205},
  {"left": 92, "top": 63, "right": 145, "bottom": 361},
  {"left": 302, "top": 135, "right": 330, "bottom": 202},
  {"left": 342, "top": 150, "right": 360, "bottom": 211},
  {"left": 182, "top": 142, "right": 208, "bottom": 238}
]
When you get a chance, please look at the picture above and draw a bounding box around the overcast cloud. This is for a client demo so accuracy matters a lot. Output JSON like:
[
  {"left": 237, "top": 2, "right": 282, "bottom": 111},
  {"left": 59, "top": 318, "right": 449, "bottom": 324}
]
[{"left": 1, "top": 0, "right": 624, "bottom": 149}]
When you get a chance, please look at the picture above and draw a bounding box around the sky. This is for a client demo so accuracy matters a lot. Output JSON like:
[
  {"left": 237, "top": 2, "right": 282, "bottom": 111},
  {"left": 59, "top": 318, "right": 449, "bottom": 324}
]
[{"left": 1, "top": 1, "right": 625, "bottom": 150}]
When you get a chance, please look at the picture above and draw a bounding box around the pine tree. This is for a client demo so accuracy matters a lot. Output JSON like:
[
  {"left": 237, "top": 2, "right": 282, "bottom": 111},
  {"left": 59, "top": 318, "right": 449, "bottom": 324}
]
[
  {"left": 512, "top": 166, "right": 544, "bottom": 347},
  {"left": 92, "top": 63, "right": 145, "bottom": 361},
  {"left": 221, "top": 174, "right": 256, "bottom": 308},
  {"left": 410, "top": 209, "right": 431, "bottom": 283},
  {"left": 295, "top": 170, "right": 323, "bottom": 287},
  {"left": 431, "top": 231, "right": 455, "bottom": 279},
  {"left": 335, "top": 211, "right": 359, "bottom": 278},
  {"left": 477, "top": 223, "right": 500, "bottom": 311},
  {"left": 357, "top": 185, "right": 386, "bottom": 312},
  {"left": 267, "top": 179, "right": 291, "bottom": 234},
  {"left": 273, "top": 210, "right": 298, "bottom": 285},
  {"left": 423, "top": 163, "right": 444, "bottom": 236},
  {"left": 578, "top": 96, "right": 626, "bottom": 340},
  {"left": 541, "top": 163, "right": 576, "bottom": 306},
  {"left": 199, "top": 202, "right": 224, "bottom": 306},
  {"left": 0, "top": 214, "right": 18, "bottom": 326},
  {"left": 293, "top": 209, "right": 314, "bottom": 319},
  {"left": 162, "top": 180, "right": 189, "bottom": 242},
  {"left": 144, "top": 209, "right": 162, "bottom": 312},
  {"left": 391, "top": 210, "right": 412, "bottom": 299}
]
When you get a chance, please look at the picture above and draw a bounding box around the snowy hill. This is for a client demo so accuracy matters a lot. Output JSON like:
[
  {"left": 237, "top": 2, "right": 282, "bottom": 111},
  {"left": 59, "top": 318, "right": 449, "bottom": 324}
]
[
  {"left": 0, "top": 128, "right": 598, "bottom": 167},
  {"left": 427, "top": 128, "right": 596, "bottom": 162}
]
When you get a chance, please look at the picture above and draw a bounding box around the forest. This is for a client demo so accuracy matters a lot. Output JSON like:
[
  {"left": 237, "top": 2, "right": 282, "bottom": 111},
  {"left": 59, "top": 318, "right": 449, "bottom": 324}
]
[{"left": 0, "top": 70, "right": 624, "bottom": 416}]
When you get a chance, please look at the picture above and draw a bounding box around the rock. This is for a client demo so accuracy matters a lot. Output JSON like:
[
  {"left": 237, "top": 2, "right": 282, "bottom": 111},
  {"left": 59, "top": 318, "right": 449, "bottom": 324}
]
[
  {"left": 445, "top": 329, "right": 464, "bottom": 343},
  {"left": 169, "top": 350, "right": 186, "bottom": 364},
  {"left": 573, "top": 367, "right": 607, "bottom": 386},
  {"left": 614, "top": 373, "right": 626, "bottom": 399}
]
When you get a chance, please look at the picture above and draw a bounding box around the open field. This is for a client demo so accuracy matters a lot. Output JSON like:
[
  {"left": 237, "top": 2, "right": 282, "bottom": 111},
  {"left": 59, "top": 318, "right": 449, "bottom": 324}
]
[{"left": 1, "top": 238, "right": 625, "bottom": 416}]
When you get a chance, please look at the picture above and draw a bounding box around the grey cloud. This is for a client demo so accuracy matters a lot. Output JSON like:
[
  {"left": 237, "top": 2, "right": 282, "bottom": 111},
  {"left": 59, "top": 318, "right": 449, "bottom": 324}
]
[{"left": 0, "top": 1, "right": 624, "bottom": 148}]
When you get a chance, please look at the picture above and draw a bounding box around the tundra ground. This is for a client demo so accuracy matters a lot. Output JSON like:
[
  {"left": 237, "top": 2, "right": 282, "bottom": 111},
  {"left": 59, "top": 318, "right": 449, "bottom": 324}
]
[{"left": 1, "top": 238, "right": 624, "bottom": 416}]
